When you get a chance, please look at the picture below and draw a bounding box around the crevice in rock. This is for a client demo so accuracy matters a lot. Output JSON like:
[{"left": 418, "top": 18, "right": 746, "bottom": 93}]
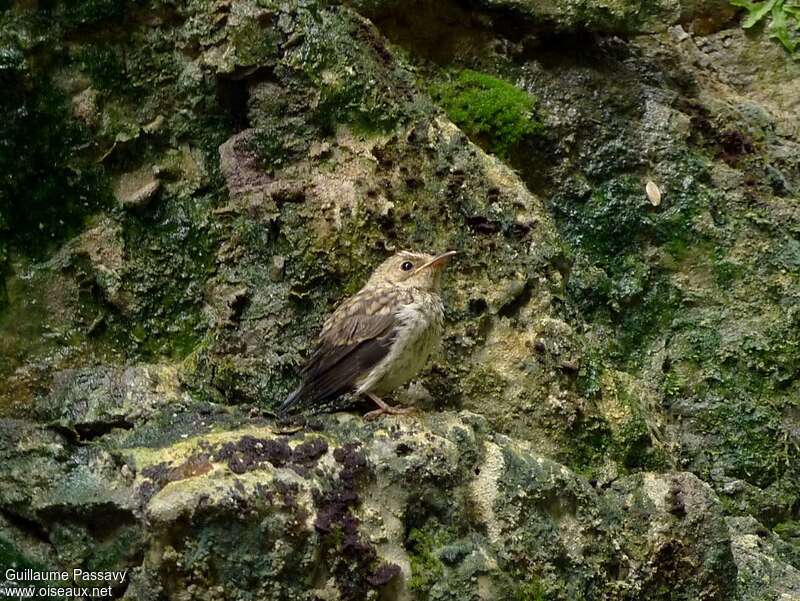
[
  {"left": 216, "top": 76, "right": 251, "bottom": 134},
  {"left": 63, "top": 504, "right": 139, "bottom": 543},
  {"left": 0, "top": 507, "right": 52, "bottom": 546},
  {"left": 108, "top": 572, "right": 132, "bottom": 600},
  {"left": 497, "top": 280, "right": 532, "bottom": 318},
  {"left": 45, "top": 422, "right": 82, "bottom": 445},
  {"left": 74, "top": 417, "right": 134, "bottom": 441},
  {"left": 221, "top": 66, "right": 279, "bottom": 135}
]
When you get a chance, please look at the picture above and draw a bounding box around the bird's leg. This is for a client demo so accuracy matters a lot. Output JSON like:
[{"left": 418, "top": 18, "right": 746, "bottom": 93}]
[{"left": 363, "top": 392, "right": 416, "bottom": 420}]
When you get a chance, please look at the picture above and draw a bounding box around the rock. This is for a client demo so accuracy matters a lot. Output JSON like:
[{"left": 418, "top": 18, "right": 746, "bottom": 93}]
[
  {"left": 270, "top": 255, "right": 285, "bottom": 282},
  {"left": 73, "top": 217, "right": 129, "bottom": 312},
  {"left": 0, "top": 420, "right": 138, "bottom": 590},
  {"left": 71, "top": 87, "right": 100, "bottom": 127},
  {"left": 113, "top": 167, "right": 161, "bottom": 210},
  {"left": 355, "top": 0, "right": 684, "bottom": 33},
  {"left": 218, "top": 129, "right": 274, "bottom": 205},
  {"left": 728, "top": 516, "right": 800, "bottom": 601},
  {"left": 142, "top": 114, "right": 166, "bottom": 134},
  {"left": 0, "top": 409, "right": 745, "bottom": 600},
  {"left": 605, "top": 472, "right": 737, "bottom": 599},
  {"left": 35, "top": 364, "right": 191, "bottom": 433}
]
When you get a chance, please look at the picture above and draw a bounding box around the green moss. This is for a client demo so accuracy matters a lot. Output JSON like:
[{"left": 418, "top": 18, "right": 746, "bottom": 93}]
[
  {"left": 0, "top": 2, "right": 240, "bottom": 368},
  {"left": 290, "top": 6, "right": 420, "bottom": 135},
  {"left": 577, "top": 349, "right": 605, "bottom": 399},
  {"left": 561, "top": 174, "right": 703, "bottom": 263},
  {"left": 514, "top": 579, "right": 547, "bottom": 601},
  {"left": 49, "top": 0, "right": 134, "bottom": 30},
  {"left": 567, "top": 415, "right": 612, "bottom": 477},
  {"left": 746, "top": 316, "right": 800, "bottom": 387},
  {"left": 0, "top": 536, "right": 75, "bottom": 598},
  {"left": 602, "top": 275, "right": 680, "bottom": 366},
  {"left": 84, "top": 523, "right": 142, "bottom": 576},
  {"left": 673, "top": 321, "right": 722, "bottom": 364},
  {"left": 0, "top": 535, "right": 42, "bottom": 573},
  {"left": 109, "top": 191, "right": 218, "bottom": 360},
  {"left": 228, "top": 20, "right": 282, "bottom": 68},
  {"left": 559, "top": 167, "right": 716, "bottom": 368},
  {"left": 250, "top": 121, "right": 313, "bottom": 171},
  {"left": 576, "top": 366, "right": 667, "bottom": 474},
  {"left": 773, "top": 520, "right": 800, "bottom": 545},
  {"left": 712, "top": 258, "right": 743, "bottom": 287},
  {"left": 611, "top": 417, "right": 667, "bottom": 471},
  {"left": 407, "top": 524, "right": 457, "bottom": 594},
  {"left": 700, "top": 396, "right": 790, "bottom": 487},
  {"left": 460, "top": 366, "right": 508, "bottom": 399},
  {"left": 660, "top": 376, "right": 789, "bottom": 480},
  {"left": 0, "top": 16, "right": 113, "bottom": 262},
  {"left": 431, "top": 69, "right": 542, "bottom": 158},
  {"left": 659, "top": 297, "right": 799, "bottom": 489},
  {"left": 74, "top": 45, "right": 133, "bottom": 97}
]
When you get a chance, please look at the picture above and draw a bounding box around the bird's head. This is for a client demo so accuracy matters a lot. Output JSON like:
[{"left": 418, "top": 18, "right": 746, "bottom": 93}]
[{"left": 365, "top": 250, "right": 456, "bottom": 292}]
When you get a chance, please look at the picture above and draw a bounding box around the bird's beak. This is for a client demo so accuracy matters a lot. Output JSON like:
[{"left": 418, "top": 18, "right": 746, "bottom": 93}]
[{"left": 414, "top": 251, "right": 457, "bottom": 274}]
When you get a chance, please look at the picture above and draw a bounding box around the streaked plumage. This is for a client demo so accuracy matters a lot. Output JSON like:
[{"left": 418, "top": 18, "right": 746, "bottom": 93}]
[{"left": 281, "top": 250, "right": 455, "bottom": 418}]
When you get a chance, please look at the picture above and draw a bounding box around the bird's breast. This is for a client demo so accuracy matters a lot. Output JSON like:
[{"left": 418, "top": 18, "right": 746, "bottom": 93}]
[{"left": 356, "top": 293, "right": 444, "bottom": 395}]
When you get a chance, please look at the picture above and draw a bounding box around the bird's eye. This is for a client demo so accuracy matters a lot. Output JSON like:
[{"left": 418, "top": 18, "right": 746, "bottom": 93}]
[{"left": 400, "top": 261, "right": 414, "bottom": 272}]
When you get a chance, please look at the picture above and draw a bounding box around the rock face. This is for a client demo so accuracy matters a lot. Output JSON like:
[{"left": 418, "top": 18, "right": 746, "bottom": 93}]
[
  {"left": 0, "top": 410, "right": 738, "bottom": 600},
  {"left": 0, "top": 0, "right": 798, "bottom": 599}
]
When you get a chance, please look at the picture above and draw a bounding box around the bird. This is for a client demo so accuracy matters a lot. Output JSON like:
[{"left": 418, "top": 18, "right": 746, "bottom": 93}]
[{"left": 281, "top": 250, "right": 456, "bottom": 419}]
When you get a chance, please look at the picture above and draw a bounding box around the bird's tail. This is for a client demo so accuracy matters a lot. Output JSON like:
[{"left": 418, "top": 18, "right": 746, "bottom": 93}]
[{"left": 279, "top": 387, "right": 303, "bottom": 414}]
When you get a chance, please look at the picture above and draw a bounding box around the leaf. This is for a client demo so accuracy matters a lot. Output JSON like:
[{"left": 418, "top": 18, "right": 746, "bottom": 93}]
[
  {"left": 769, "top": 2, "right": 799, "bottom": 51},
  {"left": 783, "top": 2, "right": 800, "bottom": 19},
  {"left": 730, "top": 0, "right": 780, "bottom": 28}
]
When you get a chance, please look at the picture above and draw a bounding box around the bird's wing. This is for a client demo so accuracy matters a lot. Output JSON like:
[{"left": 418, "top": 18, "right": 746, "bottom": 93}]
[{"left": 282, "top": 287, "right": 411, "bottom": 411}]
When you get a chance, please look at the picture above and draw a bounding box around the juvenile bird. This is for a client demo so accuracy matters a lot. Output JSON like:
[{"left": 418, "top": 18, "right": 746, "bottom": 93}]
[{"left": 281, "top": 250, "right": 456, "bottom": 419}]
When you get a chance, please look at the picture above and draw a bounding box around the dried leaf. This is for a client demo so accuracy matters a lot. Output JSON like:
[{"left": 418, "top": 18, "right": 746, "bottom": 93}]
[{"left": 646, "top": 181, "right": 662, "bottom": 207}]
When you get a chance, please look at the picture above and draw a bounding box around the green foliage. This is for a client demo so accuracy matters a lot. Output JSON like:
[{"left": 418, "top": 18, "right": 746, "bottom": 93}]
[
  {"left": 431, "top": 69, "right": 542, "bottom": 158},
  {"left": 730, "top": 0, "right": 800, "bottom": 53}
]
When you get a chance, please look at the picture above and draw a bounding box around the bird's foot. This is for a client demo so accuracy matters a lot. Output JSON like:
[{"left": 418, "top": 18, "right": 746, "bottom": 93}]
[{"left": 363, "top": 393, "right": 416, "bottom": 420}]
